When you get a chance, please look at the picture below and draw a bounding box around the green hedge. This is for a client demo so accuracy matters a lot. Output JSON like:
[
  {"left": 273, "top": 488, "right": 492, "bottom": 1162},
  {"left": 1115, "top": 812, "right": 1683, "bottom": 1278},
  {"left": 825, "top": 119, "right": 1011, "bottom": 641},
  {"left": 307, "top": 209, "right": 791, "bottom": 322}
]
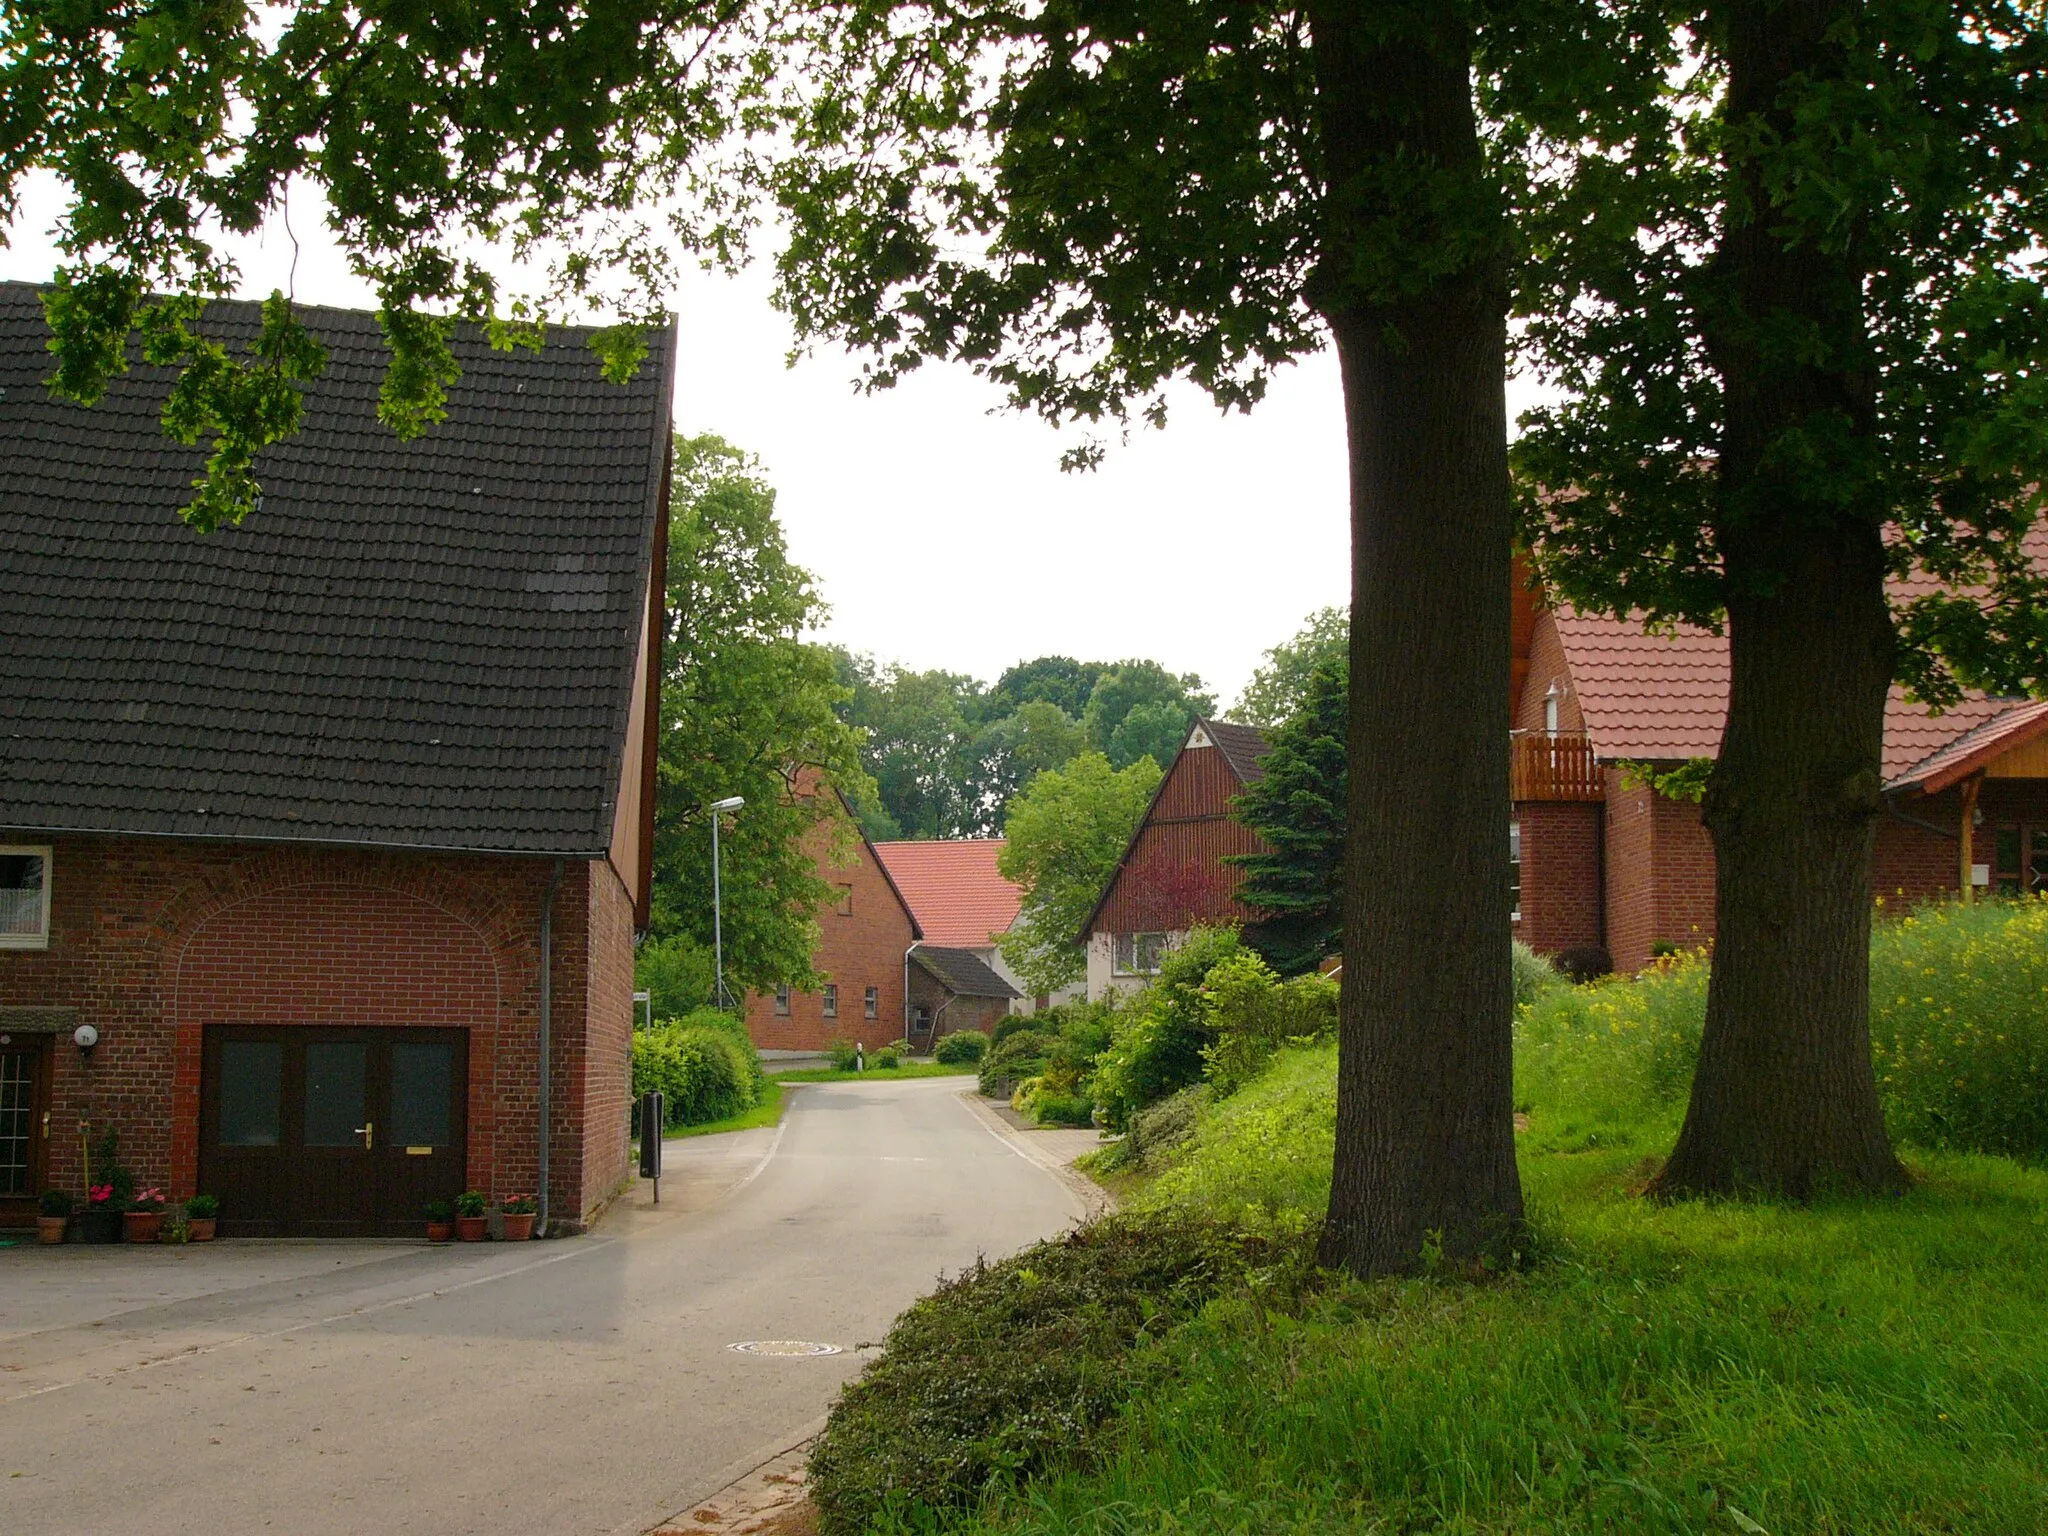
[
  {"left": 979, "top": 1028, "right": 1057, "bottom": 1095},
  {"left": 632, "top": 1009, "right": 764, "bottom": 1129},
  {"left": 934, "top": 1029, "right": 988, "bottom": 1064}
]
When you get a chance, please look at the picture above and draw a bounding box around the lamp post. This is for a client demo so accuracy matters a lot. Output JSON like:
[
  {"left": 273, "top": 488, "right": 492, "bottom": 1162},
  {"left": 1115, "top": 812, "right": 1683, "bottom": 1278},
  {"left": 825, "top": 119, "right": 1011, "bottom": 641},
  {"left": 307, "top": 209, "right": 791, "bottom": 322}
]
[{"left": 709, "top": 796, "right": 744, "bottom": 1008}]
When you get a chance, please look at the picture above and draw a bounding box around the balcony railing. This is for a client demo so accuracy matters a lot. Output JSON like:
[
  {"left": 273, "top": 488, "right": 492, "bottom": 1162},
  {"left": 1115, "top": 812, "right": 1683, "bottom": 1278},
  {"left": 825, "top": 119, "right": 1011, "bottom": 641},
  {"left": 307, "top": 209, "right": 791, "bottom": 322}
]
[{"left": 1511, "top": 731, "right": 1603, "bottom": 802}]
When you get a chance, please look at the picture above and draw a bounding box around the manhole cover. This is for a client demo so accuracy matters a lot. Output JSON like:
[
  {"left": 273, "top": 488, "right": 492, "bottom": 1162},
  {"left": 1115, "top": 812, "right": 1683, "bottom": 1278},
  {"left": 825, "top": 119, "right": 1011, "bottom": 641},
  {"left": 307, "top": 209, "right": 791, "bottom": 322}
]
[{"left": 728, "top": 1339, "right": 843, "bottom": 1357}]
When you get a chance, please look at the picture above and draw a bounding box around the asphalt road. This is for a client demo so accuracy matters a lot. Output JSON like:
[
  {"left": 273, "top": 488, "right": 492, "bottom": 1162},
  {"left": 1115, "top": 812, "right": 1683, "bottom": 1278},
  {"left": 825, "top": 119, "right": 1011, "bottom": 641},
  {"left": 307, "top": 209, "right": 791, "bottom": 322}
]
[{"left": 0, "top": 1076, "right": 1082, "bottom": 1535}]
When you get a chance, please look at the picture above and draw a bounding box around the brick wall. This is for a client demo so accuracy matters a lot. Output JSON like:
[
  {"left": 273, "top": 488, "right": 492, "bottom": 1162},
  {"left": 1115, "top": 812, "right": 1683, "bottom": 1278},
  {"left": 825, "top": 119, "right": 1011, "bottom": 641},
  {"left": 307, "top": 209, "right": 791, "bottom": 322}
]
[
  {"left": 744, "top": 813, "right": 915, "bottom": 1053},
  {"left": 1513, "top": 611, "right": 1587, "bottom": 733},
  {"left": 1600, "top": 772, "right": 1716, "bottom": 973},
  {"left": 1514, "top": 800, "right": 1603, "bottom": 955},
  {"left": 0, "top": 834, "right": 624, "bottom": 1222},
  {"left": 577, "top": 860, "right": 637, "bottom": 1222}
]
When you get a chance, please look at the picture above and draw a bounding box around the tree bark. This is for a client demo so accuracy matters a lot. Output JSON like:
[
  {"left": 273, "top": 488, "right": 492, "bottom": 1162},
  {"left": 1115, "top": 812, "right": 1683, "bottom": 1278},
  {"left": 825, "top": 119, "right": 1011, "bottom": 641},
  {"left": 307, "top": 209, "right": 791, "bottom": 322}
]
[
  {"left": 1653, "top": 0, "right": 1907, "bottom": 1198},
  {"left": 1308, "top": 4, "right": 1524, "bottom": 1274}
]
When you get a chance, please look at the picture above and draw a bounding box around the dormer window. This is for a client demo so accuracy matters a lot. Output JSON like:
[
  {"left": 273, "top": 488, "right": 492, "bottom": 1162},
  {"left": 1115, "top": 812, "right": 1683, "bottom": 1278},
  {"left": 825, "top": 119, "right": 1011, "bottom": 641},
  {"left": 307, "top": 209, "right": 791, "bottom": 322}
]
[{"left": 0, "top": 848, "right": 50, "bottom": 949}]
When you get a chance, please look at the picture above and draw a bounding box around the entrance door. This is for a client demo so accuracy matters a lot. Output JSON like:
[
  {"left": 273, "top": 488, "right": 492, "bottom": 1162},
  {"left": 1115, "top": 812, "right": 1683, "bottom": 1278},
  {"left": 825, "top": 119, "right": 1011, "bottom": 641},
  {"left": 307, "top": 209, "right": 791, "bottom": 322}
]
[
  {"left": 199, "top": 1028, "right": 467, "bottom": 1237},
  {"left": 0, "top": 1036, "right": 53, "bottom": 1221}
]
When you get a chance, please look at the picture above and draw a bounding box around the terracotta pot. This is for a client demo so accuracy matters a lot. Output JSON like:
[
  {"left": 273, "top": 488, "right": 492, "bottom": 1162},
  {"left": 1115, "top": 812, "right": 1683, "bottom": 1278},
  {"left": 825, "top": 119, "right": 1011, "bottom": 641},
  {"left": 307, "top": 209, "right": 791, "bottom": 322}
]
[
  {"left": 425, "top": 1221, "right": 453, "bottom": 1243},
  {"left": 500, "top": 1212, "right": 535, "bottom": 1241},
  {"left": 455, "top": 1215, "right": 488, "bottom": 1242},
  {"left": 187, "top": 1218, "right": 216, "bottom": 1242},
  {"left": 37, "top": 1216, "right": 67, "bottom": 1246},
  {"left": 123, "top": 1210, "right": 164, "bottom": 1244}
]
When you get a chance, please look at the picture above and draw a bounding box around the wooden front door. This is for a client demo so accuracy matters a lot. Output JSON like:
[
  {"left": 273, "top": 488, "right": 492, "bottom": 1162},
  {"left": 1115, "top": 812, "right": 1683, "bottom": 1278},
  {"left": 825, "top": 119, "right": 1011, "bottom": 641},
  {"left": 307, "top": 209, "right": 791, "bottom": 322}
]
[
  {"left": 0, "top": 1035, "right": 53, "bottom": 1223},
  {"left": 199, "top": 1027, "right": 467, "bottom": 1237}
]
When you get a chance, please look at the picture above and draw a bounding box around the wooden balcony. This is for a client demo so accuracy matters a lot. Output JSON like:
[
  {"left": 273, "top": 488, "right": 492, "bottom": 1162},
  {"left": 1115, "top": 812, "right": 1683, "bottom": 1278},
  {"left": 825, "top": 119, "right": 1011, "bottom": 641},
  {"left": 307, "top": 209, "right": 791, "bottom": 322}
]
[{"left": 1511, "top": 731, "right": 1603, "bottom": 802}]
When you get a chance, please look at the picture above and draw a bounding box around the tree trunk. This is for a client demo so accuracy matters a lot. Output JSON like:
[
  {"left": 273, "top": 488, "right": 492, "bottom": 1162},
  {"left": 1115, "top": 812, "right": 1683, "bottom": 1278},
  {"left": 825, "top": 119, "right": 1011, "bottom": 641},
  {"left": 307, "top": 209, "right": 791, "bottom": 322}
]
[
  {"left": 1308, "top": 5, "right": 1524, "bottom": 1275},
  {"left": 1653, "top": 0, "right": 1907, "bottom": 1198}
]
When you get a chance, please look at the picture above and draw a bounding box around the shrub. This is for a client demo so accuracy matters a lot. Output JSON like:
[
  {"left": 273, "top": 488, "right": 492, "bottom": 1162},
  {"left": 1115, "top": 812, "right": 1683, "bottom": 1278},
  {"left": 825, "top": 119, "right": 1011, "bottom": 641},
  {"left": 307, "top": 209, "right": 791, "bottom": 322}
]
[
  {"left": 1552, "top": 944, "right": 1614, "bottom": 984},
  {"left": 1033, "top": 1091, "right": 1096, "bottom": 1127},
  {"left": 1091, "top": 1083, "right": 1210, "bottom": 1176},
  {"left": 934, "top": 1029, "right": 988, "bottom": 1064},
  {"left": 633, "top": 1019, "right": 762, "bottom": 1127},
  {"left": 455, "top": 1190, "right": 488, "bottom": 1217},
  {"left": 806, "top": 1214, "right": 1318, "bottom": 1536},
  {"left": 1870, "top": 897, "right": 2048, "bottom": 1162},
  {"left": 1091, "top": 925, "right": 1245, "bottom": 1128},
  {"left": 184, "top": 1193, "right": 218, "bottom": 1219},
  {"left": 990, "top": 1013, "right": 1040, "bottom": 1045},
  {"left": 1512, "top": 940, "right": 1562, "bottom": 1007},
  {"left": 826, "top": 1037, "right": 859, "bottom": 1071},
  {"left": 874, "top": 1046, "right": 902, "bottom": 1069},
  {"left": 980, "top": 1028, "right": 1057, "bottom": 1096},
  {"left": 1201, "top": 952, "right": 1339, "bottom": 1096}
]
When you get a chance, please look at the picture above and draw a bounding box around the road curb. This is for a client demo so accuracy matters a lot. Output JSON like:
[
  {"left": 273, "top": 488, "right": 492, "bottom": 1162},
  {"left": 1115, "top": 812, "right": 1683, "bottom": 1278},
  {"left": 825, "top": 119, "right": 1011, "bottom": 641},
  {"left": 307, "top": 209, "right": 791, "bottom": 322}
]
[{"left": 954, "top": 1088, "right": 1116, "bottom": 1221}]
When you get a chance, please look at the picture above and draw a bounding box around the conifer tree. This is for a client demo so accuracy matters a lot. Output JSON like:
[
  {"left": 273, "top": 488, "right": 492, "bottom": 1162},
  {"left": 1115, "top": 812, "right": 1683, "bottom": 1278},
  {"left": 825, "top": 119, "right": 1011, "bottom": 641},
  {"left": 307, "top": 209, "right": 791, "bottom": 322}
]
[{"left": 1232, "top": 660, "right": 1348, "bottom": 976}]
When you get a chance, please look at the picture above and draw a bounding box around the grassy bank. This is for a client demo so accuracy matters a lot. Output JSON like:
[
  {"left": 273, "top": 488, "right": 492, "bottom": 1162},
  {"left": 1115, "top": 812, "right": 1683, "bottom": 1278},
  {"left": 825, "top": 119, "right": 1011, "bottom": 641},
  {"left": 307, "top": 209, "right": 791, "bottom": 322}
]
[
  {"left": 774, "top": 1061, "right": 978, "bottom": 1083},
  {"left": 816, "top": 901, "right": 2048, "bottom": 1535},
  {"left": 663, "top": 1077, "right": 786, "bottom": 1138}
]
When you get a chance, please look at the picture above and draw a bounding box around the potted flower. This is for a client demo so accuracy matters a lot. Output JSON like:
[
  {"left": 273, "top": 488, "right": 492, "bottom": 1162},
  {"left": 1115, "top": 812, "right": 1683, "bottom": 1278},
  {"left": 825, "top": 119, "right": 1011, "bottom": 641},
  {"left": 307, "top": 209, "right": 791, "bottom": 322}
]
[
  {"left": 37, "top": 1190, "right": 73, "bottom": 1245},
  {"left": 124, "top": 1187, "right": 168, "bottom": 1243},
  {"left": 423, "top": 1199, "right": 454, "bottom": 1243},
  {"left": 157, "top": 1217, "right": 191, "bottom": 1244},
  {"left": 454, "top": 1190, "right": 489, "bottom": 1242},
  {"left": 184, "top": 1194, "right": 219, "bottom": 1242},
  {"left": 499, "top": 1194, "right": 538, "bottom": 1242},
  {"left": 77, "top": 1183, "right": 123, "bottom": 1244}
]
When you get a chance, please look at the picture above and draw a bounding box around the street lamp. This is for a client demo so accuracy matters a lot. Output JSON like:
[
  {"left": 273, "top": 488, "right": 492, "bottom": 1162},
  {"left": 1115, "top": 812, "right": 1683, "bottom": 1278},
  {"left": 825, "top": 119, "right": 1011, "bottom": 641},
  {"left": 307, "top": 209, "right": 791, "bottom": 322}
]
[{"left": 709, "top": 796, "right": 745, "bottom": 1008}]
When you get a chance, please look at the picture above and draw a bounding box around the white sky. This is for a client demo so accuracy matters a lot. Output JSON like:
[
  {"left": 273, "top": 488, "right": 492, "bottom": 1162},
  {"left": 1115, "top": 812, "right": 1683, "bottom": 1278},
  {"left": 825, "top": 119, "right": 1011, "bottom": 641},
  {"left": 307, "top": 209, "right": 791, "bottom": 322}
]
[{"left": 4, "top": 175, "right": 1538, "bottom": 709}]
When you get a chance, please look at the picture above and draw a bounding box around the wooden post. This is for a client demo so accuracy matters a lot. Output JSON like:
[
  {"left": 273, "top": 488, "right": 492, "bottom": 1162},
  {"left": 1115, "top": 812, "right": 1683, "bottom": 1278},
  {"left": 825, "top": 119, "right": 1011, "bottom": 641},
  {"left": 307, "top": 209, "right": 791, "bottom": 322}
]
[{"left": 1959, "top": 774, "right": 1983, "bottom": 903}]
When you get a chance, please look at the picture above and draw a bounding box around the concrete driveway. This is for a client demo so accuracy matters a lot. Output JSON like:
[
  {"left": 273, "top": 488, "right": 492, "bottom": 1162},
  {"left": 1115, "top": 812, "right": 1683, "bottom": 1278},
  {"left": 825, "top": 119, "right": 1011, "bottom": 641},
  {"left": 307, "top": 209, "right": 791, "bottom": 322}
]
[{"left": 0, "top": 1076, "right": 1082, "bottom": 1535}]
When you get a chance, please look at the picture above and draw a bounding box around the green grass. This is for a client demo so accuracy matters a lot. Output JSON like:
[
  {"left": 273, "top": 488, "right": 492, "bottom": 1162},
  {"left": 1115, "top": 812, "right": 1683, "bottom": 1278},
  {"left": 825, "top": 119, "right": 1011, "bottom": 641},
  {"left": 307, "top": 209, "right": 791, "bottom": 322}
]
[
  {"left": 661, "top": 1078, "right": 786, "bottom": 1138},
  {"left": 861, "top": 953, "right": 2048, "bottom": 1536},
  {"left": 773, "top": 1060, "right": 978, "bottom": 1083}
]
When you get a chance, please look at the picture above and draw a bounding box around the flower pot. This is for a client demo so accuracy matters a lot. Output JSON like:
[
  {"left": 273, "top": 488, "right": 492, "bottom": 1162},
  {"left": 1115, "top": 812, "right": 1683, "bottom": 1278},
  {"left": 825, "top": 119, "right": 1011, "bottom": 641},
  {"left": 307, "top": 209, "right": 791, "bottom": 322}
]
[
  {"left": 72, "top": 1207, "right": 122, "bottom": 1244},
  {"left": 500, "top": 1212, "right": 535, "bottom": 1241},
  {"left": 37, "top": 1216, "right": 67, "bottom": 1246},
  {"left": 425, "top": 1221, "right": 453, "bottom": 1243},
  {"left": 123, "top": 1211, "right": 164, "bottom": 1244},
  {"left": 455, "top": 1215, "right": 488, "bottom": 1242},
  {"left": 187, "top": 1217, "right": 216, "bottom": 1242}
]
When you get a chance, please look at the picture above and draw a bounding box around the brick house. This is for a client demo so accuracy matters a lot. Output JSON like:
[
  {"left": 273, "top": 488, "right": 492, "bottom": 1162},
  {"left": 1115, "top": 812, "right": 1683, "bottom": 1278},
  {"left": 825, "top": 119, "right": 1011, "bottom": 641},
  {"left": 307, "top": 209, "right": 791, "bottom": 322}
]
[
  {"left": 0, "top": 285, "right": 672, "bottom": 1235},
  {"left": 1078, "top": 720, "right": 1271, "bottom": 1001},
  {"left": 1511, "top": 573, "right": 2048, "bottom": 975}
]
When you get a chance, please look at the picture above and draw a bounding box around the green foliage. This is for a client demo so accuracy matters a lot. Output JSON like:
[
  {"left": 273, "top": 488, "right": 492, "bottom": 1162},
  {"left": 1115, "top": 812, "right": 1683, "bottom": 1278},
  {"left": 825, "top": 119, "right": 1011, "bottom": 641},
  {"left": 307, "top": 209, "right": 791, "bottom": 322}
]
[
  {"left": 1079, "top": 661, "right": 1215, "bottom": 772},
  {"left": 39, "top": 1189, "right": 73, "bottom": 1217},
  {"left": 997, "top": 752, "right": 1163, "bottom": 994},
  {"left": 806, "top": 1215, "right": 1317, "bottom": 1536},
  {"left": 1090, "top": 926, "right": 1243, "bottom": 1129},
  {"left": 1031, "top": 1091, "right": 1096, "bottom": 1128},
  {"left": 1511, "top": 940, "right": 1562, "bottom": 1008},
  {"left": 1232, "top": 607, "right": 1349, "bottom": 731},
  {"left": 933, "top": 1029, "right": 989, "bottom": 1065},
  {"left": 1870, "top": 899, "right": 2048, "bottom": 1162},
  {"left": 652, "top": 435, "right": 873, "bottom": 997},
  {"left": 1230, "top": 660, "right": 1347, "bottom": 975},
  {"left": 874, "top": 1047, "right": 902, "bottom": 1070},
  {"left": 1200, "top": 952, "right": 1339, "bottom": 1098},
  {"left": 1087, "top": 1084, "right": 1210, "bottom": 1178},
  {"left": 632, "top": 1012, "right": 765, "bottom": 1129},
  {"left": 184, "top": 1193, "right": 219, "bottom": 1219},
  {"left": 990, "top": 1014, "right": 1040, "bottom": 1045},
  {"left": 826, "top": 1037, "right": 859, "bottom": 1072},
  {"left": 980, "top": 1029, "right": 1058, "bottom": 1096},
  {"left": 1514, "top": 954, "right": 1708, "bottom": 1149},
  {"left": 1618, "top": 757, "right": 1714, "bottom": 805},
  {"left": 634, "top": 933, "right": 714, "bottom": 1022},
  {"left": 455, "top": 1191, "right": 487, "bottom": 1219}
]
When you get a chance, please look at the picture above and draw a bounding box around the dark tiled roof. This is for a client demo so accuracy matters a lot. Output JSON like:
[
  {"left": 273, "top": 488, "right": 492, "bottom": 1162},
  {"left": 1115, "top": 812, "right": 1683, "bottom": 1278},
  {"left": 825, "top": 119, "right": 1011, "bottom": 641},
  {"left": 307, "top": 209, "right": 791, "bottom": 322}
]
[
  {"left": 1202, "top": 719, "right": 1270, "bottom": 785},
  {"left": 0, "top": 282, "right": 673, "bottom": 854},
  {"left": 912, "top": 945, "right": 1019, "bottom": 999}
]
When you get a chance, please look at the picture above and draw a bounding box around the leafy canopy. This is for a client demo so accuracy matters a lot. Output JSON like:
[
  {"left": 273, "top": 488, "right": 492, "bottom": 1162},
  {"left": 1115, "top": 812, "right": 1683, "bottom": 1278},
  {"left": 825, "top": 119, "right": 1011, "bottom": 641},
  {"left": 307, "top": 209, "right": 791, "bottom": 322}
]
[
  {"left": 997, "top": 750, "right": 1162, "bottom": 994},
  {"left": 1234, "top": 607, "right": 1348, "bottom": 731},
  {"left": 652, "top": 434, "right": 873, "bottom": 995}
]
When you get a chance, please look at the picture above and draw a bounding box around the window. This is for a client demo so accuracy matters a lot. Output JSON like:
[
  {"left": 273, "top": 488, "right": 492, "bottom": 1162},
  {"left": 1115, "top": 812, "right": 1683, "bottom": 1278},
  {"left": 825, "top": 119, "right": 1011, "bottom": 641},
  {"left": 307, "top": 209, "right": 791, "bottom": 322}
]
[
  {"left": 1112, "top": 932, "right": 1167, "bottom": 976},
  {"left": 822, "top": 983, "right": 838, "bottom": 1019},
  {"left": 1509, "top": 821, "right": 1522, "bottom": 923},
  {"left": 0, "top": 847, "right": 50, "bottom": 949},
  {"left": 835, "top": 884, "right": 854, "bottom": 915},
  {"left": 864, "top": 986, "right": 879, "bottom": 1020},
  {"left": 1995, "top": 825, "right": 2048, "bottom": 897},
  {"left": 1543, "top": 685, "right": 1561, "bottom": 736},
  {"left": 773, "top": 984, "right": 791, "bottom": 1016}
]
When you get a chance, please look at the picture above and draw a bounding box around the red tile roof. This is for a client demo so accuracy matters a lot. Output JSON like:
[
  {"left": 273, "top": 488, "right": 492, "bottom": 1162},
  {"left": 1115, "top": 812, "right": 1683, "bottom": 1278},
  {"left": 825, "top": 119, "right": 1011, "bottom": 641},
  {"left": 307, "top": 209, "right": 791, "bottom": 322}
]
[
  {"left": 870, "top": 839, "right": 1023, "bottom": 947},
  {"left": 1551, "top": 608, "right": 2032, "bottom": 787}
]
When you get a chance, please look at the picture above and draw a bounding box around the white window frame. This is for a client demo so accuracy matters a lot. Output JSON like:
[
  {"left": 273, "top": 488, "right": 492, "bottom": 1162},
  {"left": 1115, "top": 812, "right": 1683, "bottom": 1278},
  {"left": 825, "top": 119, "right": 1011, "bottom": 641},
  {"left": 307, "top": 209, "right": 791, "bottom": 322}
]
[
  {"left": 1509, "top": 821, "right": 1522, "bottom": 924},
  {"left": 822, "top": 983, "right": 838, "bottom": 1019},
  {"left": 1112, "top": 931, "right": 1167, "bottom": 977},
  {"left": 773, "top": 984, "right": 791, "bottom": 1016},
  {"left": 0, "top": 845, "right": 52, "bottom": 950},
  {"left": 864, "top": 986, "right": 879, "bottom": 1021}
]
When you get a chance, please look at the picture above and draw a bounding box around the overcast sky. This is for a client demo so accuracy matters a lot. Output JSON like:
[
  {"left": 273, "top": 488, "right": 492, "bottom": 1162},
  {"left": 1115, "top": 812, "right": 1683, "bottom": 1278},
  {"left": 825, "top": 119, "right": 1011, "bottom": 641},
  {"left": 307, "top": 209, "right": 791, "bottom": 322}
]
[{"left": 3, "top": 177, "right": 1537, "bottom": 710}]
